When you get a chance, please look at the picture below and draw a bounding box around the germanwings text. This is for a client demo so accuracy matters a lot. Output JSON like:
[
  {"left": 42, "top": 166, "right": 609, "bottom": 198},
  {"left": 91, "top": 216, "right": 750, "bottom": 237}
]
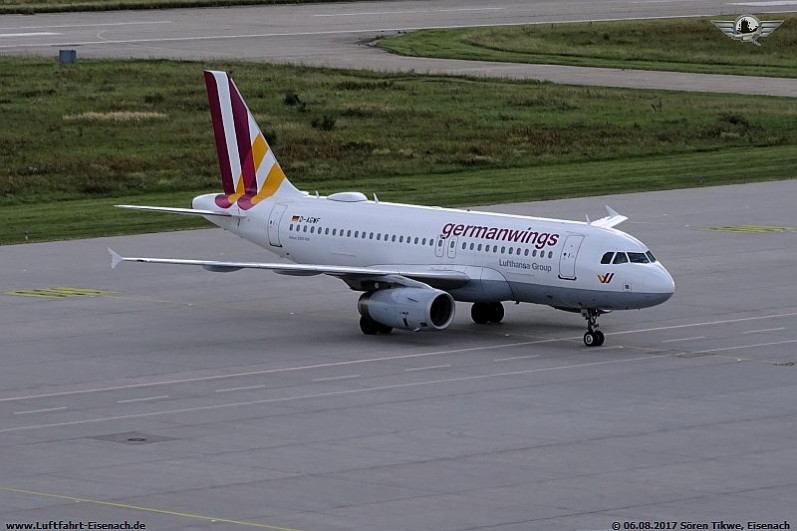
[{"left": 441, "top": 223, "right": 559, "bottom": 250}]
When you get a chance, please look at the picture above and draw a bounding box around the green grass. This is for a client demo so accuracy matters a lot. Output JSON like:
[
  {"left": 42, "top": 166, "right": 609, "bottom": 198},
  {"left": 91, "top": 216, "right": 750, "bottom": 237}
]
[
  {"left": 379, "top": 17, "right": 797, "bottom": 78},
  {"left": 1, "top": 57, "right": 795, "bottom": 244},
  {"left": 0, "top": 0, "right": 372, "bottom": 14}
]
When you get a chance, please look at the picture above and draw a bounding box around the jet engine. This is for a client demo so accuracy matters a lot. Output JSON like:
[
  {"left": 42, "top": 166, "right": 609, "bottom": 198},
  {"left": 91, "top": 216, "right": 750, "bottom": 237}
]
[{"left": 358, "top": 287, "right": 455, "bottom": 332}]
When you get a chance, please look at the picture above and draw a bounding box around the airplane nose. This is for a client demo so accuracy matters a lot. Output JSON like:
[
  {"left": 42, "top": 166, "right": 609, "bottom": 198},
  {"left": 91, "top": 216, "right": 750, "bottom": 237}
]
[{"left": 647, "top": 265, "right": 675, "bottom": 305}]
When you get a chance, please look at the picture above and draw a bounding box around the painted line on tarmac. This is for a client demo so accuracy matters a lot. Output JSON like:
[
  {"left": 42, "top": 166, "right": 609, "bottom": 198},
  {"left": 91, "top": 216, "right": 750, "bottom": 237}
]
[
  {"left": 662, "top": 336, "right": 705, "bottom": 343},
  {"left": 0, "top": 337, "right": 571, "bottom": 403},
  {"left": 313, "top": 7, "right": 505, "bottom": 17},
  {"left": 0, "top": 14, "right": 715, "bottom": 49},
  {"left": 742, "top": 327, "right": 786, "bottom": 334},
  {"left": 0, "top": 487, "right": 303, "bottom": 531},
  {"left": 0, "top": 32, "right": 60, "bottom": 38},
  {"left": 693, "top": 339, "right": 797, "bottom": 354},
  {"left": 0, "top": 354, "right": 668, "bottom": 434},
  {"left": 405, "top": 364, "right": 451, "bottom": 372},
  {"left": 3, "top": 21, "right": 172, "bottom": 30},
  {"left": 312, "top": 374, "right": 361, "bottom": 382},
  {"left": 2, "top": 310, "right": 795, "bottom": 404},
  {"left": 116, "top": 395, "right": 169, "bottom": 404},
  {"left": 13, "top": 407, "right": 67, "bottom": 416}
]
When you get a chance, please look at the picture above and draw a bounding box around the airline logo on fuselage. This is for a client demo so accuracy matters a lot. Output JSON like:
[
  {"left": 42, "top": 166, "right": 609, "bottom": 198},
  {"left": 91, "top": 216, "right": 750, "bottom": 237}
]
[
  {"left": 441, "top": 222, "right": 559, "bottom": 250},
  {"left": 598, "top": 273, "right": 615, "bottom": 284}
]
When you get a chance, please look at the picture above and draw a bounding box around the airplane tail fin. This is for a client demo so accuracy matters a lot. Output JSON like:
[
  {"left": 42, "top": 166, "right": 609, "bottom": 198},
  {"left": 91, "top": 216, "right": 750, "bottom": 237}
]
[{"left": 204, "top": 70, "right": 301, "bottom": 210}]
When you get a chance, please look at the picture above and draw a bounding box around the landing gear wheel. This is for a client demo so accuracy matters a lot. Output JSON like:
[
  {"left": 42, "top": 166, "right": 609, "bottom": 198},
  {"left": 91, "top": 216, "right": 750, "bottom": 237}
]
[
  {"left": 594, "top": 330, "right": 605, "bottom": 346},
  {"left": 581, "top": 309, "right": 605, "bottom": 347},
  {"left": 472, "top": 302, "right": 504, "bottom": 324},
  {"left": 583, "top": 330, "right": 605, "bottom": 347},
  {"left": 487, "top": 302, "right": 504, "bottom": 324},
  {"left": 376, "top": 322, "right": 393, "bottom": 335},
  {"left": 360, "top": 316, "right": 379, "bottom": 335},
  {"left": 471, "top": 303, "right": 490, "bottom": 324}
]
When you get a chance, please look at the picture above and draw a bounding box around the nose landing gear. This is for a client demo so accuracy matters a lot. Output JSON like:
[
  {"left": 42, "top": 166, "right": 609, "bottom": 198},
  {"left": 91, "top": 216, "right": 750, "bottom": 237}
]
[{"left": 581, "top": 309, "right": 605, "bottom": 347}]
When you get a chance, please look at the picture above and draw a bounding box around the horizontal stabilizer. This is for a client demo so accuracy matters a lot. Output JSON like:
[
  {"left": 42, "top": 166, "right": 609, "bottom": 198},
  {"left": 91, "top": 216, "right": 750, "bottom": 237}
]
[
  {"left": 590, "top": 205, "right": 628, "bottom": 228},
  {"left": 115, "top": 205, "right": 242, "bottom": 218}
]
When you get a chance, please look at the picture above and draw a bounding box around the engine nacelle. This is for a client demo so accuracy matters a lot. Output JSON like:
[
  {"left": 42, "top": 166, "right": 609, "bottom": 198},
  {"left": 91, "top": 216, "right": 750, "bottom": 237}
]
[{"left": 358, "top": 287, "right": 455, "bottom": 332}]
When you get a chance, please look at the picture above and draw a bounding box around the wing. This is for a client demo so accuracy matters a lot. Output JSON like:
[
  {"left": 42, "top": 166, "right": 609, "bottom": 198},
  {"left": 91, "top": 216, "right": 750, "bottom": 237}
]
[
  {"left": 710, "top": 20, "right": 736, "bottom": 37},
  {"left": 590, "top": 206, "right": 628, "bottom": 229},
  {"left": 759, "top": 21, "right": 784, "bottom": 38},
  {"left": 108, "top": 249, "right": 470, "bottom": 291}
]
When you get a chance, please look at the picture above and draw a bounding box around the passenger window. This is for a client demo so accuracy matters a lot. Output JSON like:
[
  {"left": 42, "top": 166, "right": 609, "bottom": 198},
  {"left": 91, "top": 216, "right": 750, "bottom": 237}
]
[
  {"left": 628, "top": 252, "right": 649, "bottom": 264},
  {"left": 532, "top": 250, "right": 537, "bottom": 257},
  {"left": 646, "top": 251, "right": 657, "bottom": 263},
  {"left": 399, "top": 236, "right": 404, "bottom": 243},
  {"left": 325, "top": 228, "right": 329, "bottom": 235},
  {"left": 369, "top": 232, "right": 374, "bottom": 239},
  {"left": 501, "top": 246, "right": 505, "bottom": 254},
  {"left": 376, "top": 233, "right": 381, "bottom": 241},
  {"left": 289, "top": 225, "right": 293, "bottom": 231},
  {"left": 524, "top": 249, "right": 529, "bottom": 256},
  {"left": 422, "top": 238, "right": 427, "bottom": 245},
  {"left": 493, "top": 245, "right": 498, "bottom": 253},
  {"left": 477, "top": 244, "right": 482, "bottom": 251},
  {"left": 469, "top": 243, "right": 474, "bottom": 250},
  {"left": 303, "top": 226, "right": 308, "bottom": 233},
  {"left": 392, "top": 235, "right": 397, "bottom": 242},
  {"left": 548, "top": 251, "right": 553, "bottom": 259},
  {"left": 613, "top": 252, "right": 628, "bottom": 264},
  {"left": 601, "top": 252, "right": 614, "bottom": 264},
  {"left": 362, "top": 232, "right": 366, "bottom": 239},
  {"left": 462, "top": 242, "right": 466, "bottom": 250},
  {"left": 354, "top": 231, "right": 359, "bottom": 238},
  {"left": 414, "top": 237, "right": 419, "bottom": 244},
  {"left": 347, "top": 230, "right": 351, "bottom": 237},
  {"left": 332, "top": 229, "right": 337, "bottom": 236}
]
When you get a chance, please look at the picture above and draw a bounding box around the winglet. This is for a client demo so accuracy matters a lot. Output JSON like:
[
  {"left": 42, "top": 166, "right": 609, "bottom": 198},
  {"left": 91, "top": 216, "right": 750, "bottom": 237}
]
[
  {"left": 108, "top": 248, "right": 124, "bottom": 269},
  {"left": 590, "top": 206, "right": 628, "bottom": 228}
]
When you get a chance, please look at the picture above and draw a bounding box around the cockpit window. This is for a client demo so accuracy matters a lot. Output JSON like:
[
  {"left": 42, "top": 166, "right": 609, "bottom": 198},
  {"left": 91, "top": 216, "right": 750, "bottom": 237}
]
[
  {"left": 600, "top": 252, "right": 614, "bottom": 264},
  {"left": 612, "top": 252, "right": 628, "bottom": 264},
  {"left": 646, "top": 251, "right": 657, "bottom": 263},
  {"left": 628, "top": 252, "right": 650, "bottom": 264}
]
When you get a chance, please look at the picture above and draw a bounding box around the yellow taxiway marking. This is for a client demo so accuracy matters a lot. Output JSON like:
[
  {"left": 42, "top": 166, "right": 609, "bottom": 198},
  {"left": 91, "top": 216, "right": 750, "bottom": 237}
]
[
  {"left": 3, "top": 286, "right": 117, "bottom": 299},
  {"left": 0, "top": 487, "right": 304, "bottom": 531},
  {"left": 702, "top": 224, "right": 797, "bottom": 233}
]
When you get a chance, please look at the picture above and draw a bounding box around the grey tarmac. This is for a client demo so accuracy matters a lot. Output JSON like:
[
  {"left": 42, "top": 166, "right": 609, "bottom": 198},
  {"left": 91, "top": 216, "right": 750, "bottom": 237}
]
[
  {"left": 1, "top": 181, "right": 796, "bottom": 530},
  {"left": 0, "top": 0, "right": 796, "bottom": 96}
]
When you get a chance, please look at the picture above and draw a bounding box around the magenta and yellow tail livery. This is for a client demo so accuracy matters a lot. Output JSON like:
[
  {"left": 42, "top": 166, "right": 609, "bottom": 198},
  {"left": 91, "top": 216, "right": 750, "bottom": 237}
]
[
  {"left": 204, "top": 70, "right": 299, "bottom": 210},
  {"left": 112, "top": 70, "right": 674, "bottom": 347}
]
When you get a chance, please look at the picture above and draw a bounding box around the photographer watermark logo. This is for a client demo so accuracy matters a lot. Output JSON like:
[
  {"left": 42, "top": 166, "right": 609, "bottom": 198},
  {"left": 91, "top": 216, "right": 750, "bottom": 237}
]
[{"left": 711, "top": 14, "right": 783, "bottom": 46}]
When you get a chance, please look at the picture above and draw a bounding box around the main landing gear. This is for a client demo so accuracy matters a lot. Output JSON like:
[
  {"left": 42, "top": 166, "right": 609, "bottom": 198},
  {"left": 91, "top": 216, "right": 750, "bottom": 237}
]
[
  {"left": 471, "top": 302, "right": 504, "bottom": 324},
  {"left": 359, "top": 316, "right": 393, "bottom": 335},
  {"left": 581, "top": 309, "right": 605, "bottom": 347}
]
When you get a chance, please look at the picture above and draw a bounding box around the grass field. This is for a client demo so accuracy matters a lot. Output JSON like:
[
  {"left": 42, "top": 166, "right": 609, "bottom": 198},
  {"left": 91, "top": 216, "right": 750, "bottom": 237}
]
[
  {"left": 0, "top": 0, "right": 367, "bottom": 14},
  {"left": 0, "top": 57, "right": 795, "bottom": 244},
  {"left": 379, "top": 17, "right": 797, "bottom": 78}
]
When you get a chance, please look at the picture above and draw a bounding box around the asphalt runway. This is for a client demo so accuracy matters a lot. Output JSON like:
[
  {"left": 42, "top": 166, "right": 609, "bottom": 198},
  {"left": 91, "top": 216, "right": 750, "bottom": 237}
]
[
  {"left": 2, "top": 181, "right": 796, "bottom": 530},
  {"left": 1, "top": 0, "right": 796, "bottom": 96}
]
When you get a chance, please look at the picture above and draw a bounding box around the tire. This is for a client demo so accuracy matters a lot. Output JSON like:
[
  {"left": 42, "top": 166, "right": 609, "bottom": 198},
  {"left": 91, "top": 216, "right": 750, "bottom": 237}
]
[
  {"left": 594, "top": 330, "right": 605, "bottom": 346},
  {"left": 471, "top": 303, "right": 489, "bottom": 324},
  {"left": 360, "top": 316, "right": 379, "bottom": 335},
  {"left": 583, "top": 331, "right": 596, "bottom": 347},
  {"left": 487, "top": 302, "right": 504, "bottom": 324},
  {"left": 376, "top": 322, "right": 393, "bottom": 335}
]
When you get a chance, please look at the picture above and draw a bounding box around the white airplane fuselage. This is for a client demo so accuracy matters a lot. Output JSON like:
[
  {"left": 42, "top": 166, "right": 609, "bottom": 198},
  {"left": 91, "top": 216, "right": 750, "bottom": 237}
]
[{"left": 193, "top": 191, "right": 675, "bottom": 313}]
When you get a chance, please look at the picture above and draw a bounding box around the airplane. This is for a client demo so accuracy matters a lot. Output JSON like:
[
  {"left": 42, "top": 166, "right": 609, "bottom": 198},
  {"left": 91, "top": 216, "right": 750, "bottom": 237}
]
[{"left": 109, "top": 70, "right": 675, "bottom": 347}]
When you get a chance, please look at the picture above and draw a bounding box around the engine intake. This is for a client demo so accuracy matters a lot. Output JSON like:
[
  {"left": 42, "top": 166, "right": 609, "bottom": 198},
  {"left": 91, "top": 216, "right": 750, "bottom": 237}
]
[{"left": 358, "top": 287, "right": 455, "bottom": 332}]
